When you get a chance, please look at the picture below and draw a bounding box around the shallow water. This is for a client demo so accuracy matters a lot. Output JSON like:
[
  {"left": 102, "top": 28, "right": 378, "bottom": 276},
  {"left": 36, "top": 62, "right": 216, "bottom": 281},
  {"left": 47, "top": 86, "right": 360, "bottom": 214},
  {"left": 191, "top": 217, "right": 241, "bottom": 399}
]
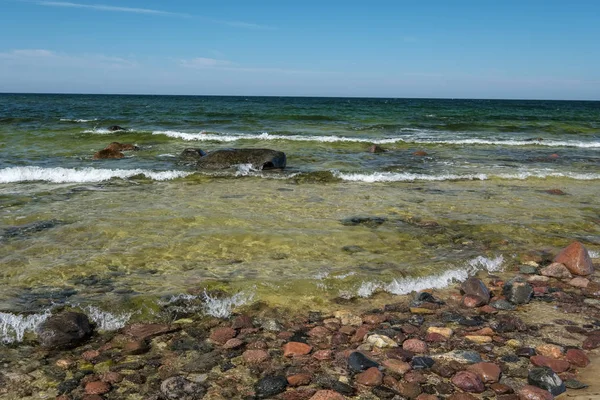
[{"left": 1, "top": 95, "right": 599, "bottom": 342}]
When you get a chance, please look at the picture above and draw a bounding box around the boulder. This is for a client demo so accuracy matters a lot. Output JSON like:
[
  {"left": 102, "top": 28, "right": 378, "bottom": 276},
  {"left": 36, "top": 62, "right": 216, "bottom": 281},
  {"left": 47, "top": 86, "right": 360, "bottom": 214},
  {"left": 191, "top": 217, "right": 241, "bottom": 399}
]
[
  {"left": 36, "top": 312, "right": 93, "bottom": 349},
  {"left": 503, "top": 279, "right": 533, "bottom": 304},
  {"left": 179, "top": 148, "right": 207, "bottom": 162},
  {"left": 553, "top": 242, "right": 594, "bottom": 276},
  {"left": 93, "top": 149, "right": 124, "bottom": 159},
  {"left": 195, "top": 148, "right": 286, "bottom": 170},
  {"left": 108, "top": 125, "right": 125, "bottom": 131},
  {"left": 460, "top": 277, "right": 491, "bottom": 306},
  {"left": 105, "top": 142, "right": 139, "bottom": 151}
]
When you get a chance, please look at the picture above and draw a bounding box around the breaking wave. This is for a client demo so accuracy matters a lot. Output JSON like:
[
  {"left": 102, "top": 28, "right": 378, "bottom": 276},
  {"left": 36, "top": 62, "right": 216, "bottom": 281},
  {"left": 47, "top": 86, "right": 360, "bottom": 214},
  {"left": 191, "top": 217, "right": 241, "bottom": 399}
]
[
  {"left": 335, "top": 171, "right": 600, "bottom": 183},
  {"left": 60, "top": 118, "right": 98, "bottom": 123},
  {"left": 0, "top": 310, "right": 51, "bottom": 344},
  {"left": 85, "top": 306, "right": 133, "bottom": 331},
  {"left": 0, "top": 166, "right": 193, "bottom": 183}
]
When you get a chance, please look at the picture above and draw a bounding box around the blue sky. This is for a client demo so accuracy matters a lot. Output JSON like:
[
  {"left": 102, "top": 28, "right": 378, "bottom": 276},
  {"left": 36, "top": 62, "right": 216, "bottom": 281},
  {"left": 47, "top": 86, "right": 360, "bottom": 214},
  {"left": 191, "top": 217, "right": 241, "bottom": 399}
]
[{"left": 1, "top": 0, "right": 599, "bottom": 99}]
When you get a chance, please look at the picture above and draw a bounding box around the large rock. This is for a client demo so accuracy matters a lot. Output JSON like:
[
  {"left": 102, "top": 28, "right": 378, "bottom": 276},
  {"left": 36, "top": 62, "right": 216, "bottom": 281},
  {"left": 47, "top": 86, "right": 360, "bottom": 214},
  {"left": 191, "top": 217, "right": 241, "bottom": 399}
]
[
  {"left": 194, "top": 148, "right": 286, "bottom": 170},
  {"left": 503, "top": 278, "right": 533, "bottom": 304},
  {"left": 36, "top": 312, "right": 93, "bottom": 349},
  {"left": 179, "top": 148, "right": 207, "bottom": 162},
  {"left": 528, "top": 367, "right": 565, "bottom": 396},
  {"left": 553, "top": 242, "right": 594, "bottom": 276},
  {"left": 105, "top": 142, "right": 139, "bottom": 151},
  {"left": 93, "top": 149, "right": 124, "bottom": 159},
  {"left": 461, "top": 277, "right": 491, "bottom": 306},
  {"left": 108, "top": 125, "right": 125, "bottom": 131}
]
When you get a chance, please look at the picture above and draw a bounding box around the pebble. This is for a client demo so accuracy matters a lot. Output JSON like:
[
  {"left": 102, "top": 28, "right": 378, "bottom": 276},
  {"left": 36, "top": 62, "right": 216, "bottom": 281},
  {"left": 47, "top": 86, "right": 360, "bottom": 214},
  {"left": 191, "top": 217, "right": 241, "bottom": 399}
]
[
  {"left": 527, "top": 367, "right": 565, "bottom": 396},
  {"left": 553, "top": 241, "right": 594, "bottom": 276},
  {"left": 569, "top": 277, "right": 589, "bottom": 288},
  {"left": 309, "top": 390, "right": 345, "bottom": 400},
  {"left": 287, "top": 374, "right": 312, "bottom": 387},
  {"left": 427, "top": 326, "right": 453, "bottom": 338},
  {"left": 564, "top": 379, "right": 588, "bottom": 389},
  {"left": 84, "top": 381, "right": 111, "bottom": 395},
  {"left": 382, "top": 359, "right": 412, "bottom": 375},
  {"left": 355, "top": 367, "right": 383, "bottom": 386},
  {"left": 518, "top": 385, "right": 554, "bottom": 400},
  {"left": 411, "top": 356, "right": 435, "bottom": 370},
  {"left": 465, "top": 335, "right": 492, "bottom": 344},
  {"left": 348, "top": 351, "right": 379, "bottom": 373},
  {"left": 432, "top": 350, "right": 482, "bottom": 364},
  {"left": 403, "top": 338, "right": 428, "bottom": 353},
  {"left": 209, "top": 327, "right": 236, "bottom": 344},
  {"left": 334, "top": 310, "right": 363, "bottom": 326},
  {"left": 468, "top": 362, "right": 502, "bottom": 383},
  {"left": 223, "top": 338, "right": 244, "bottom": 349},
  {"left": 565, "top": 348, "right": 590, "bottom": 367},
  {"left": 283, "top": 342, "right": 313, "bottom": 357},
  {"left": 530, "top": 356, "right": 570, "bottom": 373},
  {"left": 535, "top": 344, "right": 562, "bottom": 359},
  {"left": 313, "top": 350, "right": 332, "bottom": 360},
  {"left": 242, "top": 349, "right": 270, "bottom": 364},
  {"left": 366, "top": 334, "right": 398, "bottom": 348},
  {"left": 503, "top": 280, "right": 534, "bottom": 304},
  {"left": 256, "top": 375, "right": 288, "bottom": 399},
  {"left": 540, "top": 263, "right": 572, "bottom": 279},
  {"left": 451, "top": 371, "right": 485, "bottom": 393}
]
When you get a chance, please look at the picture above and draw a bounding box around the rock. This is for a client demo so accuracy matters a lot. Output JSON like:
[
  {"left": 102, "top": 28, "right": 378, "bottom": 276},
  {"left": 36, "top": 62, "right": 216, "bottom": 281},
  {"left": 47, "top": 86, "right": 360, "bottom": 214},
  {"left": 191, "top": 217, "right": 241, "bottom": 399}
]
[
  {"left": 210, "top": 327, "right": 236, "bottom": 344},
  {"left": 503, "top": 279, "right": 534, "bottom": 304},
  {"left": 105, "top": 142, "right": 138, "bottom": 151},
  {"left": 491, "top": 383, "right": 514, "bottom": 394},
  {"left": 565, "top": 348, "right": 589, "bottom": 367},
  {"left": 2, "top": 219, "right": 63, "bottom": 240},
  {"left": 386, "top": 348, "right": 414, "bottom": 362},
  {"left": 518, "top": 385, "right": 554, "bottom": 400},
  {"left": 341, "top": 216, "right": 387, "bottom": 228},
  {"left": 355, "top": 367, "right": 383, "bottom": 386},
  {"left": 283, "top": 342, "right": 312, "bottom": 357},
  {"left": 256, "top": 375, "right": 288, "bottom": 399},
  {"left": 451, "top": 371, "right": 485, "bottom": 393},
  {"left": 491, "top": 299, "right": 516, "bottom": 311},
  {"left": 287, "top": 374, "right": 312, "bottom": 387},
  {"left": 583, "top": 334, "right": 600, "bottom": 349},
  {"left": 468, "top": 362, "right": 501, "bottom": 383},
  {"left": 93, "top": 149, "right": 124, "bottom": 159},
  {"left": 243, "top": 349, "right": 270, "bottom": 364},
  {"left": 403, "top": 339, "right": 428, "bottom": 353},
  {"left": 310, "top": 390, "right": 345, "bottom": 400},
  {"left": 195, "top": 148, "right": 286, "bottom": 170},
  {"left": 516, "top": 347, "right": 536, "bottom": 357},
  {"left": 462, "top": 294, "right": 485, "bottom": 308},
  {"left": 367, "top": 334, "right": 397, "bottom": 348},
  {"left": 564, "top": 379, "right": 588, "bottom": 389},
  {"left": 554, "top": 242, "right": 594, "bottom": 276},
  {"left": 84, "top": 381, "right": 111, "bottom": 395},
  {"left": 465, "top": 335, "right": 492, "bottom": 344},
  {"left": 520, "top": 265, "right": 538, "bottom": 274},
  {"left": 530, "top": 356, "right": 570, "bottom": 373},
  {"left": 411, "top": 357, "right": 435, "bottom": 370},
  {"left": 492, "top": 315, "right": 527, "bottom": 333},
  {"left": 540, "top": 263, "right": 572, "bottom": 279},
  {"left": 179, "top": 148, "right": 207, "bottom": 162},
  {"left": 223, "top": 338, "right": 244, "bottom": 349},
  {"left": 161, "top": 376, "right": 206, "bottom": 400},
  {"left": 108, "top": 125, "right": 125, "bottom": 131},
  {"left": 448, "top": 394, "right": 478, "bottom": 400},
  {"left": 568, "top": 277, "right": 589, "bottom": 288},
  {"left": 122, "top": 339, "right": 149, "bottom": 355},
  {"left": 427, "top": 327, "right": 453, "bottom": 338},
  {"left": 122, "top": 323, "right": 177, "bottom": 340},
  {"left": 432, "top": 350, "right": 482, "bottom": 364},
  {"left": 527, "top": 367, "right": 565, "bottom": 396},
  {"left": 382, "top": 359, "right": 411, "bottom": 375},
  {"left": 369, "top": 144, "right": 386, "bottom": 153},
  {"left": 317, "top": 377, "right": 356, "bottom": 396},
  {"left": 413, "top": 150, "right": 428, "bottom": 156},
  {"left": 37, "top": 312, "right": 93, "bottom": 349},
  {"left": 461, "top": 277, "right": 491, "bottom": 305},
  {"left": 313, "top": 350, "right": 332, "bottom": 360},
  {"left": 348, "top": 351, "right": 379, "bottom": 373},
  {"left": 535, "top": 344, "right": 562, "bottom": 359}
]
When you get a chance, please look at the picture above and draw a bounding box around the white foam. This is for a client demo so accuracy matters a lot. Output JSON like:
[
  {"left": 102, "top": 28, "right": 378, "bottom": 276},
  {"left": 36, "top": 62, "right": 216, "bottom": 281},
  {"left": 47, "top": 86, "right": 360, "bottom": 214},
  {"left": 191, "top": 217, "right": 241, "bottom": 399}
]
[
  {"left": 234, "top": 163, "right": 259, "bottom": 176},
  {"left": 589, "top": 250, "right": 599, "bottom": 259},
  {"left": 357, "top": 281, "right": 382, "bottom": 298},
  {"left": 201, "top": 290, "right": 254, "bottom": 318},
  {"left": 60, "top": 118, "right": 98, "bottom": 123},
  {"left": 0, "top": 311, "right": 51, "bottom": 344},
  {"left": 149, "top": 130, "right": 600, "bottom": 148},
  {"left": 0, "top": 167, "right": 193, "bottom": 183},
  {"left": 335, "top": 171, "right": 600, "bottom": 183},
  {"left": 85, "top": 306, "right": 133, "bottom": 331}
]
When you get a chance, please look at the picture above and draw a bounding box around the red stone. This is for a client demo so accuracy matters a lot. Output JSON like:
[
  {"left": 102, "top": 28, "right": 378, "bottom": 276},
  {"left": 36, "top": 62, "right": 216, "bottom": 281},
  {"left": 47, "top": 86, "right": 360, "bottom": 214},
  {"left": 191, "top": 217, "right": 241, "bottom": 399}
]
[
  {"left": 283, "top": 342, "right": 312, "bottom": 357},
  {"left": 122, "top": 323, "right": 176, "bottom": 340},
  {"left": 583, "top": 334, "right": 600, "bottom": 350},
  {"left": 210, "top": 327, "right": 236, "bottom": 344},
  {"left": 451, "top": 371, "right": 485, "bottom": 393},
  {"left": 309, "top": 390, "right": 345, "bottom": 400},
  {"left": 425, "top": 332, "right": 447, "bottom": 342},
  {"left": 312, "top": 350, "right": 332, "bottom": 360},
  {"left": 530, "top": 355, "right": 570, "bottom": 373},
  {"left": 363, "top": 314, "right": 387, "bottom": 324},
  {"left": 242, "top": 349, "right": 269, "bottom": 364},
  {"left": 287, "top": 373, "right": 312, "bottom": 387},
  {"left": 223, "top": 338, "right": 244, "bottom": 349},
  {"left": 413, "top": 150, "right": 428, "bottom": 156},
  {"left": 416, "top": 395, "right": 438, "bottom": 400},
  {"left": 518, "top": 385, "right": 554, "bottom": 400},
  {"left": 122, "top": 339, "right": 149, "bottom": 355},
  {"left": 84, "top": 381, "right": 111, "bottom": 395},
  {"left": 351, "top": 325, "right": 371, "bottom": 343},
  {"left": 101, "top": 372, "right": 123, "bottom": 384},
  {"left": 382, "top": 359, "right": 411, "bottom": 375},
  {"left": 462, "top": 295, "right": 486, "bottom": 308},
  {"left": 553, "top": 241, "right": 594, "bottom": 276},
  {"left": 448, "top": 394, "right": 478, "bottom": 400},
  {"left": 231, "top": 314, "right": 253, "bottom": 329},
  {"left": 338, "top": 325, "right": 355, "bottom": 335},
  {"left": 355, "top": 367, "right": 383, "bottom": 386},
  {"left": 403, "top": 338, "right": 428, "bottom": 353},
  {"left": 565, "top": 348, "right": 590, "bottom": 367},
  {"left": 467, "top": 362, "right": 501, "bottom": 383},
  {"left": 490, "top": 383, "right": 514, "bottom": 394},
  {"left": 308, "top": 326, "right": 330, "bottom": 338},
  {"left": 81, "top": 350, "right": 100, "bottom": 361}
]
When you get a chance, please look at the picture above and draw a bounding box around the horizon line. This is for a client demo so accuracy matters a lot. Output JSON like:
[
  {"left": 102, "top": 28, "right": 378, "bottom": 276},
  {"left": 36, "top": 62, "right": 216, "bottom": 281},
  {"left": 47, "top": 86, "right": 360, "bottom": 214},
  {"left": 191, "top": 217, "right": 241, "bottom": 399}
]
[{"left": 0, "top": 91, "right": 599, "bottom": 102}]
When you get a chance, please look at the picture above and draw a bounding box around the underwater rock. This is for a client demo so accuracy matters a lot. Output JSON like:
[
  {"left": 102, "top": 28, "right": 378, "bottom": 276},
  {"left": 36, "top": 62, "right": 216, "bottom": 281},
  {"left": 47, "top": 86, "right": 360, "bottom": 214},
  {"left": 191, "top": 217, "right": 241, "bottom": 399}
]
[
  {"left": 108, "top": 125, "right": 125, "bottom": 131},
  {"left": 413, "top": 150, "right": 428, "bottom": 156},
  {"left": 293, "top": 170, "right": 343, "bottom": 184},
  {"left": 104, "top": 142, "right": 139, "bottom": 151},
  {"left": 2, "top": 219, "right": 63, "bottom": 240},
  {"left": 179, "top": 148, "right": 207, "bottom": 162},
  {"left": 369, "top": 144, "right": 386, "bottom": 153},
  {"left": 460, "top": 277, "right": 491, "bottom": 306},
  {"left": 341, "top": 216, "right": 387, "bottom": 228},
  {"left": 36, "top": 311, "right": 93, "bottom": 349},
  {"left": 255, "top": 375, "right": 288, "bottom": 398},
  {"left": 348, "top": 351, "right": 379, "bottom": 373},
  {"left": 553, "top": 241, "right": 594, "bottom": 276},
  {"left": 93, "top": 148, "right": 124, "bottom": 159},
  {"left": 195, "top": 148, "right": 286, "bottom": 170},
  {"left": 160, "top": 376, "right": 205, "bottom": 400}
]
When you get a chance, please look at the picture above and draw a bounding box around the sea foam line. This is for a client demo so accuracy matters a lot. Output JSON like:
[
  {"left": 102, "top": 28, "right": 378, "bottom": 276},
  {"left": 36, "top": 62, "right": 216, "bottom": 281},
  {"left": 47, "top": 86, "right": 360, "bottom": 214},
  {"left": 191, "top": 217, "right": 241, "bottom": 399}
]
[
  {"left": 0, "top": 166, "right": 193, "bottom": 184},
  {"left": 147, "top": 130, "right": 600, "bottom": 148},
  {"left": 61, "top": 118, "right": 98, "bottom": 123},
  {"left": 335, "top": 171, "right": 600, "bottom": 182},
  {"left": 0, "top": 311, "right": 51, "bottom": 344}
]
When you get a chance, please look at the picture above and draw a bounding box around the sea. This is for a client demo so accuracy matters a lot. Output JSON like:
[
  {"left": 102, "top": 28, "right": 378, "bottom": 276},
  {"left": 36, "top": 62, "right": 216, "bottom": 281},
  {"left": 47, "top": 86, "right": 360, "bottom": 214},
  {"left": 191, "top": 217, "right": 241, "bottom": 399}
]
[{"left": 1, "top": 94, "right": 599, "bottom": 343}]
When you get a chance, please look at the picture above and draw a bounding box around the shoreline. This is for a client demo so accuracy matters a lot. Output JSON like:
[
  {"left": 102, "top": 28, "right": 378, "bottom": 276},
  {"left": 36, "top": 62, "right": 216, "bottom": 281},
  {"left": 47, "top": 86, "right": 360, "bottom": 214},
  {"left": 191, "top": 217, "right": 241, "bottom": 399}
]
[{"left": 1, "top": 243, "right": 599, "bottom": 399}]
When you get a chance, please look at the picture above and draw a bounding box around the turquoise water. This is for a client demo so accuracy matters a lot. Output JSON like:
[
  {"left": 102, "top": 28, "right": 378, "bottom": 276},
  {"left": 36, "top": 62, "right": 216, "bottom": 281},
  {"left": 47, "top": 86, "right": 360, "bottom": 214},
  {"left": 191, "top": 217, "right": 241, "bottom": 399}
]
[{"left": 0, "top": 94, "right": 599, "bottom": 342}]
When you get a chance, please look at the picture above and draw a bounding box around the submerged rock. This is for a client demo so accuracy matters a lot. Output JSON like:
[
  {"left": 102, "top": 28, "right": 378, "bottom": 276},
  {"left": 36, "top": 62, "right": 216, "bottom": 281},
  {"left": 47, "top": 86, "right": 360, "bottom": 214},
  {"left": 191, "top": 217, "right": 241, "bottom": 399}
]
[
  {"left": 369, "top": 144, "right": 386, "bottom": 153},
  {"left": 2, "top": 219, "right": 63, "bottom": 240},
  {"left": 341, "top": 216, "right": 387, "bottom": 228},
  {"left": 503, "top": 278, "right": 533, "bottom": 304},
  {"left": 160, "top": 376, "right": 205, "bottom": 400},
  {"left": 93, "top": 148, "right": 124, "bottom": 159},
  {"left": 108, "top": 125, "right": 125, "bottom": 131},
  {"left": 348, "top": 351, "right": 379, "bottom": 373},
  {"left": 179, "top": 148, "right": 207, "bottom": 162},
  {"left": 553, "top": 241, "right": 594, "bottom": 276},
  {"left": 293, "top": 170, "right": 342, "bottom": 184},
  {"left": 195, "top": 148, "right": 286, "bottom": 170},
  {"left": 255, "top": 375, "right": 288, "bottom": 398},
  {"left": 460, "top": 277, "right": 491, "bottom": 306},
  {"left": 36, "top": 311, "right": 93, "bottom": 349},
  {"left": 104, "top": 142, "right": 139, "bottom": 151}
]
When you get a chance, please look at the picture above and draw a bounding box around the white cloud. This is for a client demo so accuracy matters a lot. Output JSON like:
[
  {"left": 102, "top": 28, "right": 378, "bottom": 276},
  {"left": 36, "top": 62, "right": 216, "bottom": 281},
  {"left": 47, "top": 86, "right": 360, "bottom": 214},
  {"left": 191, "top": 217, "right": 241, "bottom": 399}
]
[
  {"left": 180, "top": 57, "right": 232, "bottom": 68},
  {"left": 0, "top": 49, "right": 138, "bottom": 69},
  {"left": 36, "top": 1, "right": 190, "bottom": 17},
  {"left": 179, "top": 57, "right": 328, "bottom": 75}
]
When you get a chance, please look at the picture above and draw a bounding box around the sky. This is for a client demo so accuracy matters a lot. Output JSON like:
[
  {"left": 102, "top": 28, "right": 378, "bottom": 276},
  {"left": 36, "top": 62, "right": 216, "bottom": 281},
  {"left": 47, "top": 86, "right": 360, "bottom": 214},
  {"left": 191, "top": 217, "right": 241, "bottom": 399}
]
[{"left": 0, "top": 0, "right": 599, "bottom": 99}]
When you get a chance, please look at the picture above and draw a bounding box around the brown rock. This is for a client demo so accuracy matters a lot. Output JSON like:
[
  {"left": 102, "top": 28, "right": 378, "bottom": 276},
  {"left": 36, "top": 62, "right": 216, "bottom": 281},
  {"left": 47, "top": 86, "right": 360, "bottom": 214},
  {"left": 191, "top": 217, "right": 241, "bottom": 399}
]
[
  {"left": 105, "top": 142, "right": 138, "bottom": 151},
  {"left": 309, "top": 390, "right": 345, "bottom": 400},
  {"left": 553, "top": 241, "right": 594, "bottom": 276},
  {"left": 363, "top": 314, "right": 387, "bottom": 324},
  {"left": 338, "top": 325, "right": 355, "bottom": 335},
  {"left": 122, "top": 339, "right": 149, "bottom": 355},
  {"left": 451, "top": 371, "right": 485, "bottom": 393},
  {"left": 396, "top": 381, "right": 422, "bottom": 398},
  {"left": 232, "top": 314, "right": 253, "bottom": 329},
  {"left": 540, "top": 263, "right": 572, "bottom": 279},
  {"left": 210, "top": 327, "right": 236, "bottom": 344},
  {"left": 355, "top": 367, "right": 383, "bottom": 386},
  {"left": 282, "top": 388, "right": 318, "bottom": 400},
  {"left": 425, "top": 332, "right": 447, "bottom": 342},
  {"left": 565, "top": 348, "right": 590, "bottom": 367},
  {"left": 530, "top": 355, "right": 570, "bottom": 373},
  {"left": 462, "top": 294, "right": 485, "bottom": 308},
  {"left": 242, "top": 349, "right": 269, "bottom": 364},
  {"left": 308, "top": 326, "right": 330, "bottom": 338},
  {"left": 518, "top": 385, "right": 553, "bottom": 400},
  {"left": 427, "top": 326, "right": 453, "bottom": 338},
  {"left": 413, "top": 150, "right": 428, "bottom": 156},
  {"left": 93, "top": 149, "right": 124, "bottom": 159},
  {"left": 468, "top": 362, "right": 501, "bottom": 383},
  {"left": 490, "top": 383, "right": 514, "bottom": 394},
  {"left": 448, "top": 394, "right": 478, "bottom": 400},
  {"left": 583, "top": 334, "right": 600, "bottom": 350},
  {"left": 247, "top": 340, "right": 268, "bottom": 350},
  {"left": 535, "top": 344, "right": 562, "bottom": 359},
  {"left": 81, "top": 350, "right": 100, "bottom": 361},
  {"left": 382, "top": 359, "right": 412, "bottom": 375},
  {"left": 568, "top": 277, "right": 589, "bottom": 288},
  {"left": 313, "top": 350, "right": 332, "bottom": 360},
  {"left": 223, "top": 338, "right": 244, "bottom": 349},
  {"left": 351, "top": 325, "right": 371, "bottom": 343},
  {"left": 386, "top": 347, "right": 414, "bottom": 362},
  {"left": 83, "top": 396, "right": 104, "bottom": 400},
  {"left": 461, "top": 277, "right": 491, "bottom": 304},
  {"left": 545, "top": 189, "right": 565, "bottom": 195},
  {"left": 402, "top": 338, "right": 428, "bottom": 353},
  {"left": 84, "top": 381, "right": 111, "bottom": 395},
  {"left": 416, "top": 395, "right": 438, "bottom": 400},
  {"left": 287, "top": 373, "right": 312, "bottom": 387},
  {"left": 283, "top": 342, "right": 312, "bottom": 357},
  {"left": 122, "top": 323, "right": 177, "bottom": 340},
  {"left": 101, "top": 372, "right": 123, "bottom": 384}
]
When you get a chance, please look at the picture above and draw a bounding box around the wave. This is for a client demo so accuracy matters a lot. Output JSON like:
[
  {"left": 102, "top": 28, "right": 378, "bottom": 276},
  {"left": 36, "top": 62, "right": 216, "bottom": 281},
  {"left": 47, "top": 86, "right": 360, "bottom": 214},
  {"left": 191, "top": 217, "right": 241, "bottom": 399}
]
[
  {"left": 0, "top": 167, "right": 192, "bottom": 184},
  {"left": 335, "top": 171, "right": 600, "bottom": 182},
  {"left": 60, "top": 118, "right": 98, "bottom": 123},
  {"left": 148, "top": 130, "right": 600, "bottom": 148}
]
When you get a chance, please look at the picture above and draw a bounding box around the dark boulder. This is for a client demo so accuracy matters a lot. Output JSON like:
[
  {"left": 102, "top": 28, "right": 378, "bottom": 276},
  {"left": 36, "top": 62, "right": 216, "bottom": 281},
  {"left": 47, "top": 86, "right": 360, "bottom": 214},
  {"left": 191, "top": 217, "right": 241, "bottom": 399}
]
[
  {"left": 460, "top": 277, "right": 491, "bottom": 306},
  {"left": 93, "top": 149, "right": 124, "bottom": 160},
  {"left": 348, "top": 351, "right": 379, "bottom": 373},
  {"left": 503, "top": 278, "right": 533, "bottom": 304},
  {"left": 108, "top": 125, "right": 125, "bottom": 131},
  {"left": 36, "top": 311, "right": 93, "bottom": 349},
  {"left": 2, "top": 219, "right": 62, "bottom": 240},
  {"left": 179, "top": 148, "right": 207, "bottom": 162},
  {"left": 528, "top": 367, "right": 565, "bottom": 396},
  {"left": 195, "top": 148, "right": 286, "bottom": 170}
]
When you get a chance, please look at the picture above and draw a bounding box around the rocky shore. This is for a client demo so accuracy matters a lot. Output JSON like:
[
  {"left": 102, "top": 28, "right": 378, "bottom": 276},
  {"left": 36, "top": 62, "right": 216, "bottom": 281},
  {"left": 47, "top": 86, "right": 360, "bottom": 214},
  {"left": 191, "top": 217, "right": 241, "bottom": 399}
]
[{"left": 1, "top": 242, "right": 599, "bottom": 400}]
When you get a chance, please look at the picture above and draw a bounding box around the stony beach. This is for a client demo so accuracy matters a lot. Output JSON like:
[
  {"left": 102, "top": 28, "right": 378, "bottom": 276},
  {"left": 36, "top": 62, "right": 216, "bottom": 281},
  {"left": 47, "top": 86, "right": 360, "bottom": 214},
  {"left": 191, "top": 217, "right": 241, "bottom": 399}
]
[{"left": 0, "top": 241, "right": 598, "bottom": 400}]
